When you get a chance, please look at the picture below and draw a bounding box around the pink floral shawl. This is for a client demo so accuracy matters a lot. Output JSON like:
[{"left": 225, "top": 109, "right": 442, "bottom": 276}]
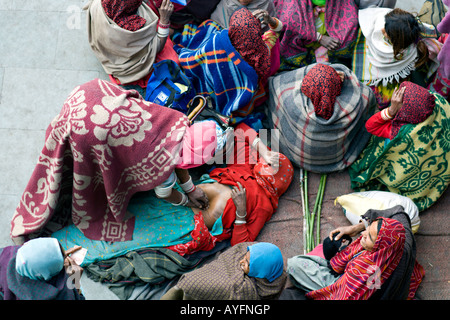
[{"left": 10, "top": 79, "right": 189, "bottom": 243}]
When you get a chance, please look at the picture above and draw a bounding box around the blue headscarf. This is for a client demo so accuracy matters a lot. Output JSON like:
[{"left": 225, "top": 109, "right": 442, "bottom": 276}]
[
  {"left": 15, "top": 238, "right": 64, "bottom": 281},
  {"left": 247, "top": 242, "right": 284, "bottom": 282}
]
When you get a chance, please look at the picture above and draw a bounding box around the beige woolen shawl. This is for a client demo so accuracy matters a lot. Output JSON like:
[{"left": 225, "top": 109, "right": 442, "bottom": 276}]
[{"left": 86, "top": 0, "right": 160, "bottom": 84}]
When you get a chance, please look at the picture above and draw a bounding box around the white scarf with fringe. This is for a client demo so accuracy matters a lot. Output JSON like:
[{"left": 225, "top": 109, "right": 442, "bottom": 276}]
[{"left": 358, "top": 7, "right": 418, "bottom": 86}]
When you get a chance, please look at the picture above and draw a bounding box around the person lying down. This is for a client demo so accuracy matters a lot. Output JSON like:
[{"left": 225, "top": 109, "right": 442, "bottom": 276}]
[
  {"left": 160, "top": 242, "right": 287, "bottom": 300},
  {"left": 52, "top": 122, "right": 294, "bottom": 266}
]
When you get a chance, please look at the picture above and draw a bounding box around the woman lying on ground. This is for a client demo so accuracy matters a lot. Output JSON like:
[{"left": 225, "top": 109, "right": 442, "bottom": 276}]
[
  {"left": 50, "top": 121, "right": 293, "bottom": 267},
  {"left": 161, "top": 242, "right": 286, "bottom": 300},
  {"left": 349, "top": 81, "right": 450, "bottom": 211},
  {"left": 353, "top": 7, "right": 442, "bottom": 108},
  {"left": 274, "top": 0, "right": 359, "bottom": 71},
  {"left": 284, "top": 206, "right": 424, "bottom": 300},
  {"left": 172, "top": 6, "right": 283, "bottom": 122},
  {"left": 0, "top": 238, "right": 84, "bottom": 300},
  {"left": 86, "top": 0, "right": 179, "bottom": 97},
  {"left": 266, "top": 62, "right": 377, "bottom": 173}
]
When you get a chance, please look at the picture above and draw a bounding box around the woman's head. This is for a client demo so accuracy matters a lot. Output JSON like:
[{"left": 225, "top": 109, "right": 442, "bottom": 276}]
[
  {"left": 15, "top": 238, "right": 65, "bottom": 281},
  {"left": 360, "top": 219, "right": 383, "bottom": 251},
  {"left": 360, "top": 217, "right": 406, "bottom": 252},
  {"left": 239, "top": 242, "right": 284, "bottom": 282},
  {"left": 301, "top": 63, "right": 343, "bottom": 120},
  {"left": 384, "top": 8, "right": 428, "bottom": 67},
  {"left": 228, "top": 7, "right": 271, "bottom": 81}
]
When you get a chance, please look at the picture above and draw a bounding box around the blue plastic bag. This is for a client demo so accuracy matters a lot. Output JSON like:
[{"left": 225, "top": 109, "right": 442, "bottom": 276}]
[
  {"left": 145, "top": 59, "right": 194, "bottom": 113},
  {"left": 170, "top": 0, "right": 187, "bottom": 5}
]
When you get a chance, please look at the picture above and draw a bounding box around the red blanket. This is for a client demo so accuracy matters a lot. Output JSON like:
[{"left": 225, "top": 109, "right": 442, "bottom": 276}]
[{"left": 11, "top": 79, "right": 189, "bottom": 242}]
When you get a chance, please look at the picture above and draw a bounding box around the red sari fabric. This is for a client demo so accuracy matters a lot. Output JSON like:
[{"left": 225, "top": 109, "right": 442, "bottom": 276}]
[
  {"left": 209, "top": 123, "right": 293, "bottom": 246},
  {"left": 307, "top": 217, "right": 407, "bottom": 300}
]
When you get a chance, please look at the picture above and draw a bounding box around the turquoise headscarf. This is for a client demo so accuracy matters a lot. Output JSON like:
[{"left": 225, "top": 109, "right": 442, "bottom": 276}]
[
  {"left": 15, "top": 238, "right": 64, "bottom": 281},
  {"left": 247, "top": 242, "right": 284, "bottom": 282}
]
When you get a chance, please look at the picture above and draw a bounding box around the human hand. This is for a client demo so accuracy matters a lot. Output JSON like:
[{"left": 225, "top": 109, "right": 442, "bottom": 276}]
[
  {"left": 388, "top": 86, "right": 406, "bottom": 117},
  {"left": 159, "top": 0, "right": 174, "bottom": 25},
  {"left": 186, "top": 187, "right": 210, "bottom": 210},
  {"left": 336, "top": 71, "right": 345, "bottom": 83},
  {"left": 231, "top": 182, "right": 247, "bottom": 218},
  {"left": 64, "top": 252, "right": 84, "bottom": 278},
  {"left": 262, "top": 150, "right": 280, "bottom": 169},
  {"left": 329, "top": 224, "right": 362, "bottom": 241},
  {"left": 319, "top": 35, "right": 340, "bottom": 51},
  {"left": 252, "top": 9, "right": 274, "bottom": 26}
]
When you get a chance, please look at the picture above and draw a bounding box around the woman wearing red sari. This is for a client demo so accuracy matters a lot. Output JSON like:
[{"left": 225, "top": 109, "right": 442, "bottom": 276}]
[{"left": 285, "top": 206, "right": 425, "bottom": 300}]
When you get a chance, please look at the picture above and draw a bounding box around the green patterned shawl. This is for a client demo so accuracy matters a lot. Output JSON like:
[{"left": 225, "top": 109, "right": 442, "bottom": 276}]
[{"left": 349, "top": 93, "right": 450, "bottom": 211}]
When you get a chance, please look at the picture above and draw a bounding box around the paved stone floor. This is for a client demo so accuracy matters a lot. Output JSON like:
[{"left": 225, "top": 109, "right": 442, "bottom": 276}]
[{"left": 0, "top": 0, "right": 447, "bottom": 300}]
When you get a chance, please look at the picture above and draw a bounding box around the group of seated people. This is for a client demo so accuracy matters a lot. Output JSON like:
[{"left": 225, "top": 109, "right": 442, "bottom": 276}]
[{"left": 2, "top": 0, "right": 450, "bottom": 300}]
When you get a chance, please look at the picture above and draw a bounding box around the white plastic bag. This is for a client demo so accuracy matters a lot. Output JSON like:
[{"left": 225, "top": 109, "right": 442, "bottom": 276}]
[{"left": 335, "top": 191, "right": 420, "bottom": 233}]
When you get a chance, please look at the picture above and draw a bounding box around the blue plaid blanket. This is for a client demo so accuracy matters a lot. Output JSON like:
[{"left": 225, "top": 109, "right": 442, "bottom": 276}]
[{"left": 173, "top": 20, "right": 259, "bottom": 117}]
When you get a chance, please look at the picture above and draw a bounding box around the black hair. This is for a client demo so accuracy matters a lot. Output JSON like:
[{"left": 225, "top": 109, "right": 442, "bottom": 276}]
[{"left": 384, "top": 8, "right": 428, "bottom": 68}]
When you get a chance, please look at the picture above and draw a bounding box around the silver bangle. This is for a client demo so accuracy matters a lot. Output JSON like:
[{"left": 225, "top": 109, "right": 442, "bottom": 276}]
[
  {"left": 235, "top": 210, "right": 247, "bottom": 219},
  {"left": 234, "top": 220, "right": 247, "bottom": 225},
  {"left": 172, "top": 192, "right": 189, "bottom": 206}
]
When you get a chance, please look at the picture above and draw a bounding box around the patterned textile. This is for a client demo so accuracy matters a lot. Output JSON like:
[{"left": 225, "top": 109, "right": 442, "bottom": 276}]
[
  {"left": 11, "top": 79, "right": 189, "bottom": 243},
  {"left": 300, "top": 63, "right": 343, "bottom": 120},
  {"left": 307, "top": 218, "right": 406, "bottom": 300},
  {"left": 349, "top": 93, "right": 450, "bottom": 211},
  {"left": 173, "top": 20, "right": 260, "bottom": 118},
  {"left": 428, "top": 68, "right": 450, "bottom": 100},
  {"left": 391, "top": 81, "right": 436, "bottom": 139},
  {"left": 0, "top": 246, "right": 84, "bottom": 300},
  {"left": 274, "top": 0, "right": 359, "bottom": 70},
  {"left": 176, "top": 242, "right": 287, "bottom": 300},
  {"left": 228, "top": 7, "right": 271, "bottom": 82},
  {"left": 87, "top": 0, "right": 160, "bottom": 84},
  {"left": 101, "top": 0, "right": 146, "bottom": 31},
  {"left": 266, "top": 63, "right": 377, "bottom": 173},
  {"left": 52, "top": 180, "right": 223, "bottom": 266},
  {"left": 437, "top": 0, "right": 450, "bottom": 79}
]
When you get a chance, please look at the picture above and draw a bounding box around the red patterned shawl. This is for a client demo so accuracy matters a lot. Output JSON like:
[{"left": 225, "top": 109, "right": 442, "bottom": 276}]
[
  {"left": 228, "top": 7, "right": 271, "bottom": 82},
  {"left": 307, "top": 217, "right": 407, "bottom": 300},
  {"left": 101, "top": 0, "right": 146, "bottom": 31},
  {"left": 390, "top": 81, "right": 436, "bottom": 139},
  {"left": 10, "top": 79, "right": 189, "bottom": 243}
]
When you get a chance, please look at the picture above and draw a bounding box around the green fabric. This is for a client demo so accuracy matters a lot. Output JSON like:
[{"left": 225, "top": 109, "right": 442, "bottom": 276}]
[
  {"left": 86, "top": 247, "right": 204, "bottom": 300},
  {"left": 349, "top": 93, "right": 450, "bottom": 211}
]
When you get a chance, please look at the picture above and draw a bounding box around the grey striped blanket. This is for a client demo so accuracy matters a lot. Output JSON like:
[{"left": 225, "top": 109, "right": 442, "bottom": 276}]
[{"left": 266, "top": 63, "right": 377, "bottom": 173}]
